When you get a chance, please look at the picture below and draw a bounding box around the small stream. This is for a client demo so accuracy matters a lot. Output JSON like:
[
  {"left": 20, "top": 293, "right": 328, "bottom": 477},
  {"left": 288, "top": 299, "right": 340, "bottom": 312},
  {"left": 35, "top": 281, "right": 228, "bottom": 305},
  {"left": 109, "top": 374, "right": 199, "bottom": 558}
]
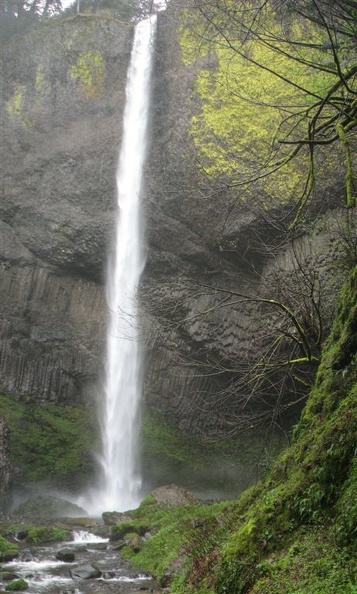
[{"left": 1, "top": 531, "right": 155, "bottom": 594}]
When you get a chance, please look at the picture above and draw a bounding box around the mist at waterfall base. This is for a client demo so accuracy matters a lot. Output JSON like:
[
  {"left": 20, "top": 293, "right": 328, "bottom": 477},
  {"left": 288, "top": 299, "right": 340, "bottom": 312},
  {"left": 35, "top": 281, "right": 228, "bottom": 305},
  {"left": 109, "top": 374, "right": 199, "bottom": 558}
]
[{"left": 76, "top": 15, "right": 157, "bottom": 517}]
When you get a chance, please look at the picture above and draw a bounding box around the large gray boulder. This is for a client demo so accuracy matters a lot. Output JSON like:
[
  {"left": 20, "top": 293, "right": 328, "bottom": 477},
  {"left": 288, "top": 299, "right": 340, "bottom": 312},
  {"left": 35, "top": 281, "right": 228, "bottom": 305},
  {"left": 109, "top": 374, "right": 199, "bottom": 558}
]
[{"left": 70, "top": 563, "right": 102, "bottom": 579}]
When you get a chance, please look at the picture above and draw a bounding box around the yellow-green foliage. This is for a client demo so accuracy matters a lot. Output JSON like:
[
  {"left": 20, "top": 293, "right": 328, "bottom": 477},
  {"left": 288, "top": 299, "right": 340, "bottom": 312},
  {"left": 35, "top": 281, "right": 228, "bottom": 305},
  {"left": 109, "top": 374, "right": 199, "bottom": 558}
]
[
  {"left": 6, "top": 87, "right": 24, "bottom": 117},
  {"left": 70, "top": 50, "right": 105, "bottom": 98},
  {"left": 35, "top": 66, "right": 44, "bottom": 92},
  {"left": 180, "top": 4, "right": 340, "bottom": 205},
  {"left": 6, "top": 86, "right": 33, "bottom": 128}
]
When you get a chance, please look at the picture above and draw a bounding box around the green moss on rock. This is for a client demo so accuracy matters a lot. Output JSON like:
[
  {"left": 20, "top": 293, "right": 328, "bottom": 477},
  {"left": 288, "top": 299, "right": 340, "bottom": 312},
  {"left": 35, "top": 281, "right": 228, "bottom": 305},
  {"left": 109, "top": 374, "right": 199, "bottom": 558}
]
[
  {"left": 142, "top": 409, "right": 284, "bottom": 485},
  {"left": 0, "top": 394, "right": 98, "bottom": 489},
  {"left": 110, "top": 521, "right": 150, "bottom": 541},
  {"left": 0, "top": 536, "right": 19, "bottom": 563},
  {"left": 25, "top": 525, "right": 69, "bottom": 545},
  {"left": 4, "top": 579, "right": 28, "bottom": 591}
]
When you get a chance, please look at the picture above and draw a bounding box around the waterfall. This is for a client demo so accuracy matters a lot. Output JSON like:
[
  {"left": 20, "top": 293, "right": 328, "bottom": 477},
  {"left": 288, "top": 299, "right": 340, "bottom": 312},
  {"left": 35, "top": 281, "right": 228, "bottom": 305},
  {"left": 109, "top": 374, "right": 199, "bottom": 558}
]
[{"left": 82, "top": 15, "right": 156, "bottom": 515}]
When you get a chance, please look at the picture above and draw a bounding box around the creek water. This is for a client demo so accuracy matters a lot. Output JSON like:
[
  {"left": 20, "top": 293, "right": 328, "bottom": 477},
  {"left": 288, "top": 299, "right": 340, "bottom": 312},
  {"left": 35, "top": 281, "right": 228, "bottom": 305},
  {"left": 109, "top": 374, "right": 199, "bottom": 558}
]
[
  {"left": 81, "top": 15, "right": 157, "bottom": 516},
  {"left": 2, "top": 531, "right": 155, "bottom": 594}
]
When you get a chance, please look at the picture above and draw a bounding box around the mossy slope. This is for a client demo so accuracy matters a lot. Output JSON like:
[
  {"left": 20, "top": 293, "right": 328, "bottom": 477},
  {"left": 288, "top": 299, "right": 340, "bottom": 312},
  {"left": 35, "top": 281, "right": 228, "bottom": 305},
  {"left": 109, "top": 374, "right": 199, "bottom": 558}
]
[
  {"left": 120, "top": 266, "right": 357, "bottom": 594},
  {"left": 0, "top": 396, "right": 98, "bottom": 489}
]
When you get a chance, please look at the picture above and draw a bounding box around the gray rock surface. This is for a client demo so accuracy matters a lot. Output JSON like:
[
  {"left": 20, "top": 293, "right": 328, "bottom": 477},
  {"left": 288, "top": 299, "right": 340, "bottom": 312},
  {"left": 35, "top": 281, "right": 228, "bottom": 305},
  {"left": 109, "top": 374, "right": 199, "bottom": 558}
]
[
  {"left": 1, "top": 16, "right": 132, "bottom": 406},
  {"left": 139, "top": 7, "right": 346, "bottom": 432},
  {"left": 0, "top": 7, "right": 347, "bottom": 451},
  {"left": 70, "top": 563, "right": 102, "bottom": 579},
  {"left": 56, "top": 548, "right": 76, "bottom": 562}
]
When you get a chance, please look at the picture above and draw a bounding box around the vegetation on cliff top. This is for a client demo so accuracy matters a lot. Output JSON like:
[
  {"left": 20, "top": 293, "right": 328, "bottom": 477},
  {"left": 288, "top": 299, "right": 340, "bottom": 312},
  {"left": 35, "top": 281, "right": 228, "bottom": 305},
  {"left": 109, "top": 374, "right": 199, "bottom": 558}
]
[
  {"left": 0, "top": 0, "right": 159, "bottom": 40},
  {"left": 111, "top": 265, "right": 357, "bottom": 593}
]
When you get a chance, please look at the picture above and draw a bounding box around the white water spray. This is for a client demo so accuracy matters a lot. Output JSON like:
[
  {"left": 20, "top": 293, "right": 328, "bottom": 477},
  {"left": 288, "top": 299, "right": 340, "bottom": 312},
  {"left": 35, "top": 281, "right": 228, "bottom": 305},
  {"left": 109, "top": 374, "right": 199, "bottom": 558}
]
[{"left": 82, "top": 15, "right": 156, "bottom": 515}]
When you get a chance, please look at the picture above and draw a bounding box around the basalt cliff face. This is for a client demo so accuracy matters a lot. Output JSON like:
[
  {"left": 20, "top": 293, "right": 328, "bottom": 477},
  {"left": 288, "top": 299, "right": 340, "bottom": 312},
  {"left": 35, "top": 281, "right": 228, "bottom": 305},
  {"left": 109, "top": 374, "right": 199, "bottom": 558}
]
[
  {"left": 141, "top": 8, "right": 346, "bottom": 433},
  {"left": 1, "top": 16, "right": 132, "bottom": 406},
  {"left": 1, "top": 9, "right": 345, "bottom": 442}
]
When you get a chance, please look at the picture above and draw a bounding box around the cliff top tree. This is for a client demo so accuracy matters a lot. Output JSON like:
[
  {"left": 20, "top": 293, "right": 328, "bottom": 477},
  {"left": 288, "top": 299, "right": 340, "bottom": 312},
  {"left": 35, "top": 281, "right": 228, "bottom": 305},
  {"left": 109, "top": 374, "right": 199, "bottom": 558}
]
[
  {"left": 0, "top": 0, "right": 63, "bottom": 19},
  {"left": 1, "top": 0, "right": 63, "bottom": 37}
]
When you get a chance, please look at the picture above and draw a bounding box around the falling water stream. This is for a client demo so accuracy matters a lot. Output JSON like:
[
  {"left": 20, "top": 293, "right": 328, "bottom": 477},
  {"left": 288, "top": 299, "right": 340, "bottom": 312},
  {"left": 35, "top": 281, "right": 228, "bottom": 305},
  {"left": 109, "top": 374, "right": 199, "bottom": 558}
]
[{"left": 82, "top": 15, "right": 157, "bottom": 515}]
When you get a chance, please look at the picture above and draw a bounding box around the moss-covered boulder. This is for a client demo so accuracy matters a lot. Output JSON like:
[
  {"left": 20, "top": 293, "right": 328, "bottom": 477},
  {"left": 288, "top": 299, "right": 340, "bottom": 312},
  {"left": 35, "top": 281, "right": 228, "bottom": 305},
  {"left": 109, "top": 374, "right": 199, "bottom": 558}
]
[
  {"left": 0, "top": 536, "right": 18, "bottom": 563},
  {"left": 4, "top": 579, "right": 28, "bottom": 592}
]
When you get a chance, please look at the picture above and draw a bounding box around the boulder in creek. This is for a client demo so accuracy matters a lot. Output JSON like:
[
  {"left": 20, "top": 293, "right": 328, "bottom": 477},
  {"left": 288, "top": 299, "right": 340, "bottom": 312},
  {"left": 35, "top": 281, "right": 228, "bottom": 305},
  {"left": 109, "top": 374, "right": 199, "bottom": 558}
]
[
  {"left": 110, "top": 519, "right": 152, "bottom": 541},
  {"left": 56, "top": 549, "right": 75, "bottom": 563},
  {"left": 3, "top": 578, "right": 29, "bottom": 591},
  {"left": 0, "top": 536, "right": 19, "bottom": 563},
  {"left": 0, "top": 573, "right": 20, "bottom": 582},
  {"left": 61, "top": 517, "right": 97, "bottom": 529},
  {"left": 69, "top": 563, "right": 102, "bottom": 579},
  {"left": 84, "top": 542, "right": 107, "bottom": 551}
]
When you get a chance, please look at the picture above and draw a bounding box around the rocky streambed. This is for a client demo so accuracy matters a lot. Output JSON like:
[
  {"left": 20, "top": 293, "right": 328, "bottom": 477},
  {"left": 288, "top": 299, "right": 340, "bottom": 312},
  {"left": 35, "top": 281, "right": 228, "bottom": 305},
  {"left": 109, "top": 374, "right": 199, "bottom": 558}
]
[
  {"left": 0, "top": 486, "right": 201, "bottom": 593},
  {"left": 0, "top": 529, "right": 157, "bottom": 594},
  {"left": 0, "top": 491, "right": 163, "bottom": 594}
]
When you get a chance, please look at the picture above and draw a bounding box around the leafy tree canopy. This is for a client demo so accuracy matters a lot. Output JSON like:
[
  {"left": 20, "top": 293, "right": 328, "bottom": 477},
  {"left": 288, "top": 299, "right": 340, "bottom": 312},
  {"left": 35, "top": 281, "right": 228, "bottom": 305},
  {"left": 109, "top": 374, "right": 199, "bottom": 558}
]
[
  {"left": 1, "top": 0, "right": 63, "bottom": 38},
  {"left": 1, "top": 0, "right": 62, "bottom": 19}
]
